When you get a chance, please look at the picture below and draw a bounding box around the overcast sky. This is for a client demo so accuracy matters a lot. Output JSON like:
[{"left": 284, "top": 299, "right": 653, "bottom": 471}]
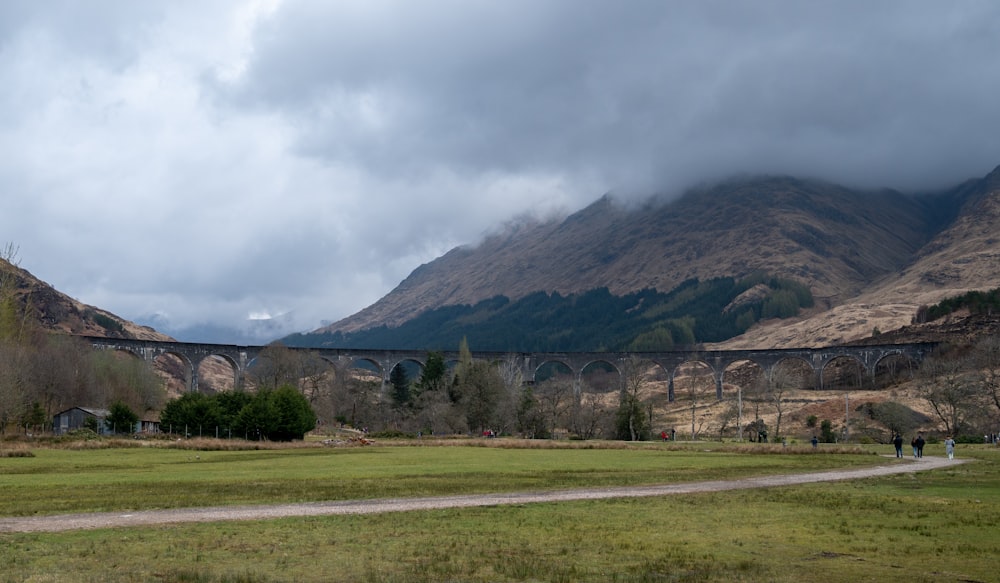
[{"left": 2, "top": 1, "right": 999, "bottom": 344}]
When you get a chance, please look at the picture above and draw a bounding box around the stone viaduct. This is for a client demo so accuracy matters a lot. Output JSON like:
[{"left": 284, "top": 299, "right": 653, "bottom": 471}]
[{"left": 84, "top": 336, "right": 938, "bottom": 401}]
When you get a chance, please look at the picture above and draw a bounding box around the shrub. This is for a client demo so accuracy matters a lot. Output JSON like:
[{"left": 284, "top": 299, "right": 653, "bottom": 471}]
[
  {"left": 62, "top": 428, "right": 100, "bottom": 441},
  {"left": 106, "top": 401, "right": 139, "bottom": 435},
  {"left": 820, "top": 419, "right": 837, "bottom": 443},
  {"left": 82, "top": 417, "right": 100, "bottom": 433},
  {"left": 370, "top": 429, "right": 412, "bottom": 439}
]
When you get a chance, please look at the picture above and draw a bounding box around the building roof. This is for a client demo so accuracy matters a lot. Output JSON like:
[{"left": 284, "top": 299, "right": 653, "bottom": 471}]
[{"left": 53, "top": 406, "right": 110, "bottom": 417}]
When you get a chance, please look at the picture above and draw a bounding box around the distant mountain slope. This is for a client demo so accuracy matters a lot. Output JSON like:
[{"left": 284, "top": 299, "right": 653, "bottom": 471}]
[
  {"left": 866, "top": 165, "right": 1000, "bottom": 304},
  {"left": 289, "top": 275, "right": 815, "bottom": 351},
  {"left": 318, "top": 174, "right": 946, "bottom": 340},
  {"left": 0, "top": 258, "right": 170, "bottom": 341}
]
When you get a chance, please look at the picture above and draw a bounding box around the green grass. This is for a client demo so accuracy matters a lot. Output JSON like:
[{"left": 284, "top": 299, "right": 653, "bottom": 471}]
[
  {"left": 0, "top": 440, "right": 881, "bottom": 516},
  {"left": 1, "top": 440, "right": 997, "bottom": 582}
]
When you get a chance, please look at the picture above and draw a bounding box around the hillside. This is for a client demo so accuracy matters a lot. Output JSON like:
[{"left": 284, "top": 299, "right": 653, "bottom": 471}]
[
  {"left": 309, "top": 169, "right": 999, "bottom": 348},
  {"left": 0, "top": 257, "right": 170, "bottom": 341},
  {"left": 716, "top": 165, "right": 1000, "bottom": 349},
  {"left": 289, "top": 276, "right": 816, "bottom": 351}
]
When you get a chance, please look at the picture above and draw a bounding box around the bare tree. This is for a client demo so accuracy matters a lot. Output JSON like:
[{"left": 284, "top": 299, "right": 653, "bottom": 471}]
[
  {"left": 0, "top": 344, "right": 30, "bottom": 434},
  {"left": 717, "top": 402, "right": 740, "bottom": 440},
  {"left": 455, "top": 360, "right": 503, "bottom": 434},
  {"left": 535, "top": 378, "right": 574, "bottom": 438},
  {"left": 972, "top": 337, "right": 1000, "bottom": 423},
  {"left": 919, "top": 351, "right": 980, "bottom": 436},
  {"left": 615, "top": 356, "right": 653, "bottom": 441},
  {"left": 492, "top": 355, "right": 524, "bottom": 435},
  {"left": 742, "top": 373, "right": 768, "bottom": 442},
  {"left": 297, "top": 352, "right": 334, "bottom": 404},
  {"left": 677, "top": 359, "right": 712, "bottom": 441},
  {"left": 767, "top": 367, "right": 794, "bottom": 440},
  {"left": 569, "top": 391, "right": 608, "bottom": 440},
  {"left": 722, "top": 360, "right": 764, "bottom": 442},
  {"left": 247, "top": 343, "right": 302, "bottom": 391}
]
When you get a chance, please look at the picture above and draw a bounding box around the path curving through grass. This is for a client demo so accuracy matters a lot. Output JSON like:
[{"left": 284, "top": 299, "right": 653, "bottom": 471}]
[{"left": 0, "top": 455, "right": 963, "bottom": 533}]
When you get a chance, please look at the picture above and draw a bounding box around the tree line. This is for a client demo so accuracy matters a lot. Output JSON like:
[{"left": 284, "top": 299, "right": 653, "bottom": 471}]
[
  {"left": 1, "top": 248, "right": 164, "bottom": 434},
  {"left": 227, "top": 340, "right": 655, "bottom": 440},
  {"left": 158, "top": 386, "right": 316, "bottom": 441},
  {"left": 285, "top": 273, "right": 815, "bottom": 352},
  {"left": 914, "top": 286, "right": 1000, "bottom": 323}
]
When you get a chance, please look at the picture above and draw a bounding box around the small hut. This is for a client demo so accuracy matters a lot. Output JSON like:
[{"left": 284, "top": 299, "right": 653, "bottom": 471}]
[{"left": 52, "top": 407, "right": 111, "bottom": 435}]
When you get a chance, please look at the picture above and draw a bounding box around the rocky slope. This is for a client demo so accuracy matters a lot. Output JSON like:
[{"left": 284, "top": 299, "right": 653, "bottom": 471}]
[
  {"left": 317, "top": 168, "right": 1000, "bottom": 347},
  {"left": 720, "top": 165, "right": 1000, "bottom": 348},
  {"left": 0, "top": 258, "right": 171, "bottom": 341}
]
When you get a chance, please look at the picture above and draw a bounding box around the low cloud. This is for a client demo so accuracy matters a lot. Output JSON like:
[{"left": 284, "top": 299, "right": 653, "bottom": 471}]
[{"left": 2, "top": 1, "right": 999, "bottom": 342}]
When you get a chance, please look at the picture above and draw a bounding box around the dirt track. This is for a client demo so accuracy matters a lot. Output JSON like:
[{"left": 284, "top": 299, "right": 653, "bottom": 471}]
[{"left": 0, "top": 456, "right": 963, "bottom": 533}]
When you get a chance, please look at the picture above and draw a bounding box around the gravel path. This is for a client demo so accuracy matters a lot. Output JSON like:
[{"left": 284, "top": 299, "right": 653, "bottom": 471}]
[{"left": 0, "top": 456, "right": 963, "bottom": 533}]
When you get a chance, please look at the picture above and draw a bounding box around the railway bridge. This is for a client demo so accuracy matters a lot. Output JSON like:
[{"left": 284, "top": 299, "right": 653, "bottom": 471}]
[{"left": 84, "top": 337, "right": 937, "bottom": 401}]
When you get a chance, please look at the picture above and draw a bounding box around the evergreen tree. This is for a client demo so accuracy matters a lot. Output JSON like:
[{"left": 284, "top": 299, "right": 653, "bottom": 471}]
[
  {"left": 235, "top": 390, "right": 277, "bottom": 441},
  {"left": 614, "top": 395, "right": 650, "bottom": 441},
  {"left": 516, "top": 386, "right": 548, "bottom": 438},
  {"left": 389, "top": 364, "right": 411, "bottom": 406},
  {"left": 215, "top": 391, "right": 253, "bottom": 431},
  {"left": 105, "top": 400, "right": 139, "bottom": 434},
  {"left": 458, "top": 360, "right": 502, "bottom": 434},
  {"left": 20, "top": 401, "right": 47, "bottom": 432},
  {"left": 269, "top": 385, "right": 317, "bottom": 440},
  {"left": 416, "top": 351, "right": 449, "bottom": 396},
  {"left": 159, "top": 392, "right": 222, "bottom": 435}
]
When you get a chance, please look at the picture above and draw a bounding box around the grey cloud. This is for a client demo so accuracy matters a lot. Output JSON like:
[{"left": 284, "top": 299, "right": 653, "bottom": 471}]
[
  {"left": 3, "top": 1, "right": 1000, "bottom": 343},
  {"left": 218, "top": 1, "right": 1000, "bottom": 194}
]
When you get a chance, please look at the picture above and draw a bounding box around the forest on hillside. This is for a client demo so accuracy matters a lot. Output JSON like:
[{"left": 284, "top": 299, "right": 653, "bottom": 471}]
[
  {"left": 916, "top": 286, "right": 1000, "bottom": 323},
  {"left": 287, "top": 273, "right": 814, "bottom": 351}
]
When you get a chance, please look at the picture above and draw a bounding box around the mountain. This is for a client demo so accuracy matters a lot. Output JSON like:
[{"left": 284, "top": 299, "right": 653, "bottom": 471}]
[
  {"left": 307, "top": 168, "right": 999, "bottom": 349},
  {"left": 723, "top": 166, "right": 1000, "bottom": 348},
  {"left": 0, "top": 258, "right": 170, "bottom": 341},
  {"left": 137, "top": 312, "right": 298, "bottom": 346},
  {"left": 869, "top": 165, "right": 1000, "bottom": 301}
]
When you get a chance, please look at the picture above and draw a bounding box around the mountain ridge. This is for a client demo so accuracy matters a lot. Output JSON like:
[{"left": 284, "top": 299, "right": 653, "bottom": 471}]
[
  {"left": 315, "top": 169, "right": 993, "bottom": 348},
  {"left": 0, "top": 258, "right": 171, "bottom": 342}
]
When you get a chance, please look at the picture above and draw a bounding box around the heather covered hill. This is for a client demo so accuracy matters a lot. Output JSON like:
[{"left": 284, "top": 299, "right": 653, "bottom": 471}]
[
  {"left": 289, "top": 275, "right": 815, "bottom": 351},
  {"left": 309, "top": 173, "right": 961, "bottom": 347},
  {"left": 724, "top": 164, "right": 1000, "bottom": 348},
  {"left": 0, "top": 256, "right": 169, "bottom": 341}
]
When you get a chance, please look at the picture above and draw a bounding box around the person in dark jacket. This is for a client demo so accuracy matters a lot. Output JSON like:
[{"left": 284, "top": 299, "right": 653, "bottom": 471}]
[
  {"left": 892, "top": 433, "right": 904, "bottom": 458},
  {"left": 915, "top": 434, "right": 926, "bottom": 458}
]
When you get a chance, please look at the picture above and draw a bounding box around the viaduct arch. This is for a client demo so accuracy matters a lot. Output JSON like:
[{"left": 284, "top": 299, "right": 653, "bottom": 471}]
[{"left": 84, "top": 337, "right": 937, "bottom": 401}]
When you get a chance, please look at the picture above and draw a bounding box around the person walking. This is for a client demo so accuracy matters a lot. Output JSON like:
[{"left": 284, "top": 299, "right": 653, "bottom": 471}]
[
  {"left": 911, "top": 436, "right": 919, "bottom": 458},
  {"left": 915, "top": 433, "right": 926, "bottom": 458},
  {"left": 892, "top": 433, "right": 903, "bottom": 458},
  {"left": 944, "top": 435, "right": 956, "bottom": 460}
]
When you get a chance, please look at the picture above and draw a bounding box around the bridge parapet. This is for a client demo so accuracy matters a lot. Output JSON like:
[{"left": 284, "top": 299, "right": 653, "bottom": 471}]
[{"left": 81, "top": 336, "right": 938, "bottom": 400}]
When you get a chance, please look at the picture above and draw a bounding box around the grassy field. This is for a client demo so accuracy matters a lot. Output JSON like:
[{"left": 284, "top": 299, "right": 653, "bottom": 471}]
[{"left": 1, "top": 439, "right": 998, "bottom": 582}]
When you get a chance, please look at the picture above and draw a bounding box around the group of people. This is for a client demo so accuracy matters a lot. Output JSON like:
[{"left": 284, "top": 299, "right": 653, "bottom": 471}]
[{"left": 891, "top": 433, "right": 956, "bottom": 460}]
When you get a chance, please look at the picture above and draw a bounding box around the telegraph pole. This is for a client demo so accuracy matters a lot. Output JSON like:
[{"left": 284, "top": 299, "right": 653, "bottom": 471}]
[{"left": 844, "top": 393, "right": 850, "bottom": 443}]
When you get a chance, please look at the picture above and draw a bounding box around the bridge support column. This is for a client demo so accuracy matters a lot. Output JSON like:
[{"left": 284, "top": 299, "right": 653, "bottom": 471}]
[
  {"left": 521, "top": 355, "right": 535, "bottom": 385},
  {"left": 189, "top": 362, "right": 199, "bottom": 393}
]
